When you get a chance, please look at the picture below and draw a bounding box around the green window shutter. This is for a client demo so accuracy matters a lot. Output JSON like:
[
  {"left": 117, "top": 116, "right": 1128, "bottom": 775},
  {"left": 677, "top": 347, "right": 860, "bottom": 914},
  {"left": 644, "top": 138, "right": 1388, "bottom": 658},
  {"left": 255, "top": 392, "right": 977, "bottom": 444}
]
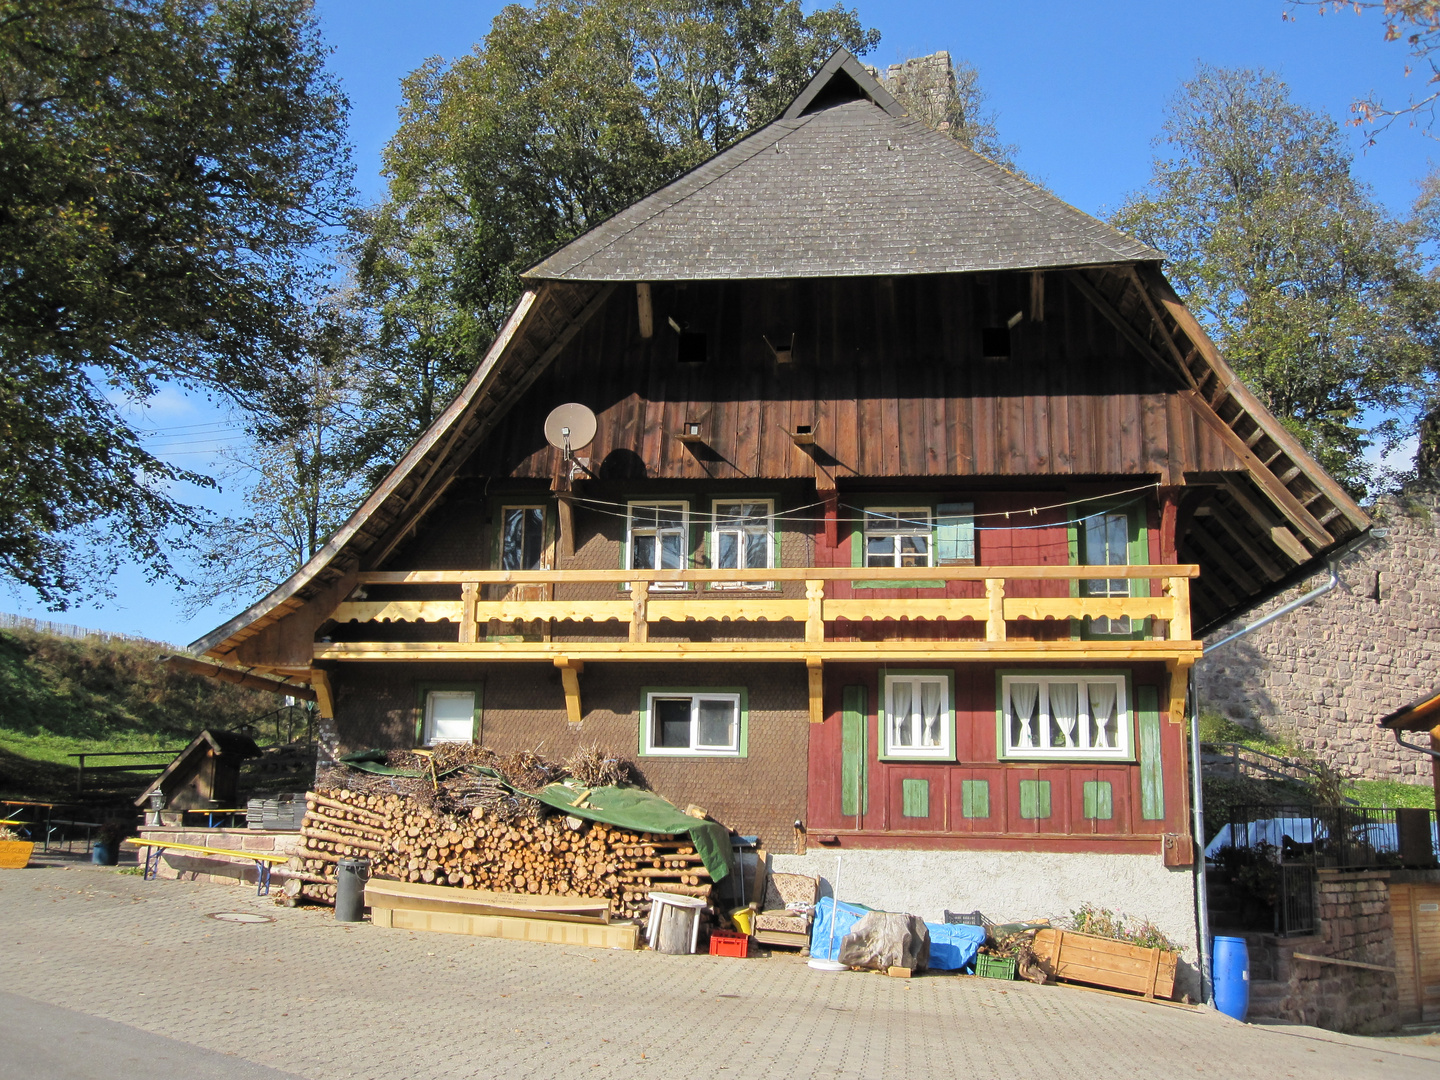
[
  {"left": 840, "top": 685, "right": 868, "bottom": 817},
  {"left": 1138, "top": 686, "right": 1164, "bottom": 820},
  {"left": 901, "top": 778, "right": 929, "bottom": 818},
  {"left": 961, "top": 779, "right": 990, "bottom": 819},
  {"left": 1019, "top": 779, "right": 1051, "bottom": 820},
  {"left": 936, "top": 502, "right": 975, "bottom": 562},
  {"left": 1082, "top": 780, "right": 1113, "bottom": 820}
]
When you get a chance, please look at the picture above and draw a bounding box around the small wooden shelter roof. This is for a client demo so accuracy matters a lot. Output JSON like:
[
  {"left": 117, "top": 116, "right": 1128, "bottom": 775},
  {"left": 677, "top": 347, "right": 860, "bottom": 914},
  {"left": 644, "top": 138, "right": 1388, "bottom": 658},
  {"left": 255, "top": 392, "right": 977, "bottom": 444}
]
[
  {"left": 1379, "top": 688, "right": 1440, "bottom": 733},
  {"left": 525, "top": 50, "right": 1159, "bottom": 282},
  {"left": 133, "top": 729, "right": 260, "bottom": 807},
  {"left": 188, "top": 53, "right": 1369, "bottom": 662}
]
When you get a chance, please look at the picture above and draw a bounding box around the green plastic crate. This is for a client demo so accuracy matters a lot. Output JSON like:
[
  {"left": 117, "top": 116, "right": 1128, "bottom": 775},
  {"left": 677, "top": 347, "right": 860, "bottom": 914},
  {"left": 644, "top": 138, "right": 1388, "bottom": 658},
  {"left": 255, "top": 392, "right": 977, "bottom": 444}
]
[{"left": 975, "top": 954, "right": 1016, "bottom": 981}]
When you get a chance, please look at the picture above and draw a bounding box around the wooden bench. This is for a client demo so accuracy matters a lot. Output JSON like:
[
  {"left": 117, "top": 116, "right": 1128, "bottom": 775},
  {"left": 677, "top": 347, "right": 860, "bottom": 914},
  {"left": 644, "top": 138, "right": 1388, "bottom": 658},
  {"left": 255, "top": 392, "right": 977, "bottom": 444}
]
[{"left": 122, "top": 839, "right": 291, "bottom": 896}]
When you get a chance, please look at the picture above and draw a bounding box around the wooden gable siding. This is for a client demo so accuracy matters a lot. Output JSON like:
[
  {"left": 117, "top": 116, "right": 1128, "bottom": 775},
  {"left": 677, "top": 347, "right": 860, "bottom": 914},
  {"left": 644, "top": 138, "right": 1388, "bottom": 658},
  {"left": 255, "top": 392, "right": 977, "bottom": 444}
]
[{"left": 467, "top": 273, "right": 1242, "bottom": 484}]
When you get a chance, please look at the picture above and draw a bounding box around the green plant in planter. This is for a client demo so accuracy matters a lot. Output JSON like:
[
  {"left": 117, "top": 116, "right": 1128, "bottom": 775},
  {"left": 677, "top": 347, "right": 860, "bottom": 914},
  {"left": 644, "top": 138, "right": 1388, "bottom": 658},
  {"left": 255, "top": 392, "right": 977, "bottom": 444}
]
[{"left": 1066, "top": 903, "right": 1182, "bottom": 953}]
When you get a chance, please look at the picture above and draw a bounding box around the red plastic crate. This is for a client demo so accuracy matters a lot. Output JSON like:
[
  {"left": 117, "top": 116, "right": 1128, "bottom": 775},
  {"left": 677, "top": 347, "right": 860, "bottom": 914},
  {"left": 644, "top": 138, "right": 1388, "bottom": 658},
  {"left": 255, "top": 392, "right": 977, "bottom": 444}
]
[{"left": 709, "top": 930, "right": 750, "bottom": 957}]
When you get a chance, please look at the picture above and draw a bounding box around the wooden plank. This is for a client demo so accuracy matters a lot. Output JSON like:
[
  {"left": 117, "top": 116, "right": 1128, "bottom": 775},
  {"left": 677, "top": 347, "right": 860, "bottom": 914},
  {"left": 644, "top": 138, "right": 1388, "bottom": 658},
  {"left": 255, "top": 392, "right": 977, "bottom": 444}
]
[
  {"left": 986, "top": 578, "right": 1006, "bottom": 641},
  {"left": 840, "top": 685, "right": 867, "bottom": 819},
  {"left": 335, "top": 601, "right": 465, "bottom": 623},
  {"left": 806, "top": 658, "right": 825, "bottom": 725},
  {"left": 1032, "top": 928, "right": 1177, "bottom": 999},
  {"left": 636, "top": 283, "right": 653, "bottom": 338},
  {"left": 357, "top": 565, "right": 1200, "bottom": 585},
  {"left": 313, "top": 640, "right": 1206, "bottom": 663},
  {"left": 1220, "top": 478, "right": 1311, "bottom": 565},
  {"left": 364, "top": 880, "right": 610, "bottom": 923},
  {"left": 309, "top": 668, "right": 334, "bottom": 720},
  {"left": 1199, "top": 502, "right": 1285, "bottom": 581},
  {"left": 1138, "top": 686, "right": 1164, "bottom": 821},
  {"left": 1291, "top": 952, "right": 1395, "bottom": 973},
  {"left": 373, "top": 906, "right": 639, "bottom": 949},
  {"left": 1187, "top": 524, "right": 1261, "bottom": 595},
  {"left": 555, "top": 659, "right": 584, "bottom": 726},
  {"left": 823, "top": 600, "right": 988, "bottom": 621},
  {"left": 1002, "top": 597, "right": 1176, "bottom": 622}
]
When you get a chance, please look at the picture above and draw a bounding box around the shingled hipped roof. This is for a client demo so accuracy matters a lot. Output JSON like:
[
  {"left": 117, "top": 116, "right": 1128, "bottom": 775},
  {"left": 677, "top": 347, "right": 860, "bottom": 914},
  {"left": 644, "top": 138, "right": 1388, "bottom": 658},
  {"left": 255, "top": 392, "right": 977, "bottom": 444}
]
[{"left": 525, "top": 50, "right": 1159, "bottom": 282}]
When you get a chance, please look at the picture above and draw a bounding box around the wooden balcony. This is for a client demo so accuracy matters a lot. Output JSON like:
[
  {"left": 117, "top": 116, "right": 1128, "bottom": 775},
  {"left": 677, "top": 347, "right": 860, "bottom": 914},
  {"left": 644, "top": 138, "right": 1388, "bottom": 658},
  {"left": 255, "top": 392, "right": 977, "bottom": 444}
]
[{"left": 319, "top": 565, "right": 1202, "bottom": 666}]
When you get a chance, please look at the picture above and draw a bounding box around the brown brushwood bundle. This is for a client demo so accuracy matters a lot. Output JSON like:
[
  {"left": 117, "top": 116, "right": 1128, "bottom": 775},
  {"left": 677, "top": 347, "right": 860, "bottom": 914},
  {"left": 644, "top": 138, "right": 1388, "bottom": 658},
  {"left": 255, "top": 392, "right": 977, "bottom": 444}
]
[{"left": 286, "top": 787, "right": 712, "bottom": 921}]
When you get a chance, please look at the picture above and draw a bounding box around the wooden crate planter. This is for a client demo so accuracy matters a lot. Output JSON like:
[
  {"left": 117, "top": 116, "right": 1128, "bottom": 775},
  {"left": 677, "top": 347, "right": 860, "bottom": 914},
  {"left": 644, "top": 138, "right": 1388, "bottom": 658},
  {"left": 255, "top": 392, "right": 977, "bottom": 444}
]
[
  {"left": 0, "top": 840, "right": 35, "bottom": 869},
  {"left": 1031, "top": 928, "right": 1178, "bottom": 1000}
]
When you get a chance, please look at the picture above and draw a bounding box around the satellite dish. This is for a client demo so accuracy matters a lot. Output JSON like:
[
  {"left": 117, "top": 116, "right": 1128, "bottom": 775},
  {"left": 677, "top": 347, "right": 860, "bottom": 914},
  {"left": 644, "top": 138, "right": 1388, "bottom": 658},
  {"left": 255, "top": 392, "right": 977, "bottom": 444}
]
[{"left": 544, "top": 403, "right": 597, "bottom": 455}]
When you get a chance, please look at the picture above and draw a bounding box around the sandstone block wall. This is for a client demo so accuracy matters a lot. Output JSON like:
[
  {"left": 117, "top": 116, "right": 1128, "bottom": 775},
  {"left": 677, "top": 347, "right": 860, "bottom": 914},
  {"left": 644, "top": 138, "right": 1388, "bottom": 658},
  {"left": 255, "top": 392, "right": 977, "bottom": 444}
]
[{"left": 1196, "top": 488, "right": 1439, "bottom": 785}]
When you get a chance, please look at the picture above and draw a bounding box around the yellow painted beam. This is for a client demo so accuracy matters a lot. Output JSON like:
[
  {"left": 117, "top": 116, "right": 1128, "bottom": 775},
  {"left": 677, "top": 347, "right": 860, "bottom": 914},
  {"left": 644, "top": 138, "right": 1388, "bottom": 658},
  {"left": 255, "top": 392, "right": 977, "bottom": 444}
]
[
  {"left": 807, "top": 658, "right": 825, "bottom": 724},
  {"left": 554, "top": 659, "right": 584, "bottom": 725}
]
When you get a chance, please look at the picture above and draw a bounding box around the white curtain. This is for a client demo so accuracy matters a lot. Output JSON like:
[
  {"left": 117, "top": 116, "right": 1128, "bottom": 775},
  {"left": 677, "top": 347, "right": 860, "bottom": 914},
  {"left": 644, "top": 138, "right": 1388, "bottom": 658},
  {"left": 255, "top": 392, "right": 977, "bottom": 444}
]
[
  {"left": 1050, "top": 682, "right": 1079, "bottom": 748},
  {"left": 1089, "top": 682, "right": 1117, "bottom": 749},
  {"left": 1010, "top": 682, "right": 1039, "bottom": 749},
  {"left": 892, "top": 681, "right": 914, "bottom": 747},
  {"left": 921, "top": 682, "right": 942, "bottom": 747}
]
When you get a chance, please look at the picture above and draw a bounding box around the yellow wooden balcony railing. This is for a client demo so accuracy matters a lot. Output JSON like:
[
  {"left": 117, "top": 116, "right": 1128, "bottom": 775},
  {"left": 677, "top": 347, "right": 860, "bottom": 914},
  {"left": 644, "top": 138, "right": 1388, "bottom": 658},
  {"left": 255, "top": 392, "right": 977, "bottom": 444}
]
[{"left": 333, "top": 565, "right": 1199, "bottom": 645}]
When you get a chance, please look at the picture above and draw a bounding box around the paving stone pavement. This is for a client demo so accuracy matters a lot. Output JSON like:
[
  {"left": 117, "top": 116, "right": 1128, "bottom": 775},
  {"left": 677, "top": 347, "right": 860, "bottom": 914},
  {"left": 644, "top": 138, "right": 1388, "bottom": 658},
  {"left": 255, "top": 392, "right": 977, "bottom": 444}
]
[{"left": 2, "top": 860, "right": 1438, "bottom": 1080}]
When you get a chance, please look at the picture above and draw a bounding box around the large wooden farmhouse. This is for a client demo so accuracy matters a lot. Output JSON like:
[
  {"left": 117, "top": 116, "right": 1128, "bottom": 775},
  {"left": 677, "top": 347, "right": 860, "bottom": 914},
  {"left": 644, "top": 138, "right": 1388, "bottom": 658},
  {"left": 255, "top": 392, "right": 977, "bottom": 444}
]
[{"left": 192, "top": 51, "right": 1368, "bottom": 979}]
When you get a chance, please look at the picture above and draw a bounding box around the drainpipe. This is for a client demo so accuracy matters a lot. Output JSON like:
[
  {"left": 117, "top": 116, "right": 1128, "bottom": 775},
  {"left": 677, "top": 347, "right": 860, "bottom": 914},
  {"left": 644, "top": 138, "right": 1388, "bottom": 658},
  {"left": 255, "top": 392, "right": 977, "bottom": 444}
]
[
  {"left": 1187, "top": 532, "right": 1373, "bottom": 1005},
  {"left": 1391, "top": 728, "right": 1440, "bottom": 760}
]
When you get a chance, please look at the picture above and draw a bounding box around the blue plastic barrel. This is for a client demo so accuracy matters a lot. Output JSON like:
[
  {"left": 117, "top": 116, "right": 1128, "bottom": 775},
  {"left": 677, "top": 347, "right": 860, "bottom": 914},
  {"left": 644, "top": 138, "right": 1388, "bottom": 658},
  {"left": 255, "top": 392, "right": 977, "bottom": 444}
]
[{"left": 1212, "top": 935, "right": 1250, "bottom": 1021}]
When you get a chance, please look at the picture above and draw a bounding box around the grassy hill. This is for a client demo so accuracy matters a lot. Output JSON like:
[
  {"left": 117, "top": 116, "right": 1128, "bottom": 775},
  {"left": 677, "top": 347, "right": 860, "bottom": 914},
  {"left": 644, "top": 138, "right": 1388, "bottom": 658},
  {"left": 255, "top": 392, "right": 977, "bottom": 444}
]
[{"left": 0, "top": 627, "right": 278, "bottom": 801}]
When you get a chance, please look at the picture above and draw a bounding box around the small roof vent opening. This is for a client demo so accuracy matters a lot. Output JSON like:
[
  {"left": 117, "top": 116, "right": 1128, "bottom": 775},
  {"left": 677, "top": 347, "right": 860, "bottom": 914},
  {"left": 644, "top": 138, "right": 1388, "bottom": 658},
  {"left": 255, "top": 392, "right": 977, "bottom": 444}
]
[
  {"left": 677, "top": 330, "right": 708, "bottom": 364},
  {"left": 981, "top": 326, "right": 1011, "bottom": 361}
]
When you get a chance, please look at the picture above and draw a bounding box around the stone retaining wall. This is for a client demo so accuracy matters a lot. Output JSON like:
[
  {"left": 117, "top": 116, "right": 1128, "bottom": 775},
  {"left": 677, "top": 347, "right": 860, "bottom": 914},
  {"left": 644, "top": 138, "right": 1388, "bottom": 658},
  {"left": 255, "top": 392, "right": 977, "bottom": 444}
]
[
  {"left": 134, "top": 826, "right": 302, "bottom": 889},
  {"left": 1197, "top": 487, "right": 1439, "bottom": 785}
]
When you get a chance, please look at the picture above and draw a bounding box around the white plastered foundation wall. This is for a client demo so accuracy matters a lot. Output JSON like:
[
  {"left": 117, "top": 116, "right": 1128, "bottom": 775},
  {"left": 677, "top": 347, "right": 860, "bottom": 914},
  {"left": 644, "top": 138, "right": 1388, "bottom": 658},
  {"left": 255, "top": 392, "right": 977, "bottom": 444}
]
[{"left": 772, "top": 849, "right": 1200, "bottom": 999}]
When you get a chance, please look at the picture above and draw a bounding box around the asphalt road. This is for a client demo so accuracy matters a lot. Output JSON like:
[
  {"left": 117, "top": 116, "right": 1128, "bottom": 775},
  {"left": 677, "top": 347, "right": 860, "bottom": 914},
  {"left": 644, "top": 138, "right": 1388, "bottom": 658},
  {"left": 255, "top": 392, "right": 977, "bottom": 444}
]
[{"left": 0, "top": 990, "right": 302, "bottom": 1080}]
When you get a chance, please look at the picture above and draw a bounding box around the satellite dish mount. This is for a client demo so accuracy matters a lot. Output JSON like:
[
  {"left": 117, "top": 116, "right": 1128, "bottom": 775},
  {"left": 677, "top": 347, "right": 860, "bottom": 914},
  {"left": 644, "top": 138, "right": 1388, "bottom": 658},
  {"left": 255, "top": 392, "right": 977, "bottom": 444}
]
[{"left": 544, "top": 403, "right": 599, "bottom": 478}]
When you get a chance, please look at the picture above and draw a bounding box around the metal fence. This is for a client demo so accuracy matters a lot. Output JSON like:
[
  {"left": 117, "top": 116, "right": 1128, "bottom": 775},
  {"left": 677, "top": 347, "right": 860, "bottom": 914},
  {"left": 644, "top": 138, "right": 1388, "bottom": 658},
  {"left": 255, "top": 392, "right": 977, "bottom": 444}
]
[{"left": 1216, "top": 804, "right": 1439, "bottom": 870}]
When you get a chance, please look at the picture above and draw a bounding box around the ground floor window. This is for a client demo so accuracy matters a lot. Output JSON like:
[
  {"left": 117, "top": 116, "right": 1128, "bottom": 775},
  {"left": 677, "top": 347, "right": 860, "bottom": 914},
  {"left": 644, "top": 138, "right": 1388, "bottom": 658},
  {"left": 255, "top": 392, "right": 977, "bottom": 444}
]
[
  {"left": 881, "top": 670, "right": 954, "bottom": 760},
  {"left": 419, "top": 687, "right": 480, "bottom": 745},
  {"left": 640, "top": 688, "right": 746, "bottom": 757},
  {"left": 998, "top": 671, "right": 1131, "bottom": 761}
]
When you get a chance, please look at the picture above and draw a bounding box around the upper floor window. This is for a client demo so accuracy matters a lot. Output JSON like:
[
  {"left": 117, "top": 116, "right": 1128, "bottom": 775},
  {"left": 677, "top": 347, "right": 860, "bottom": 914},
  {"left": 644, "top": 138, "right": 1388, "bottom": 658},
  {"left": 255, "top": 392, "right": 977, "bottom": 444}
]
[
  {"left": 881, "top": 670, "right": 953, "bottom": 760},
  {"left": 711, "top": 500, "right": 773, "bottom": 587},
  {"left": 999, "top": 672, "right": 1131, "bottom": 761},
  {"left": 864, "top": 508, "right": 932, "bottom": 568},
  {"left": 627, "top": 501, "right": 688, "bottom": 588},
  {"left": 501, "top": 506, "right": 546, "bottom": 571},
  {"left": 1083, "top": 510, "right": 1134, "bottom": 635}
]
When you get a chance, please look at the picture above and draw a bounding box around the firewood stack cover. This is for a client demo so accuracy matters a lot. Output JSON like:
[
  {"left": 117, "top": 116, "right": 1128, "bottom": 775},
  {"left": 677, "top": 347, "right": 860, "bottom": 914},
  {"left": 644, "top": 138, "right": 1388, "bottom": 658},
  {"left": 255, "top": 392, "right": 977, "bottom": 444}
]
[{"left": 286, "top": 745, "right": 716, "bottom": 922}]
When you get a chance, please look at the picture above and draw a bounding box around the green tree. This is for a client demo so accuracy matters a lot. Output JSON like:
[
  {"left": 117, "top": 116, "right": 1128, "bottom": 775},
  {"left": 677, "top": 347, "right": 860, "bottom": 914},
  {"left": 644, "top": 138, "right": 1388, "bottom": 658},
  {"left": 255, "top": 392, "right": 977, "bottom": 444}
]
[
  {"left": 1113, "top": 65, "right": 1437, "bottom": 490},
  {"left": 0, "top": 0, "right": 352, "bottom": 607},
  {"left": 348, "top": 0, "right": 877, "bottom": 485}
]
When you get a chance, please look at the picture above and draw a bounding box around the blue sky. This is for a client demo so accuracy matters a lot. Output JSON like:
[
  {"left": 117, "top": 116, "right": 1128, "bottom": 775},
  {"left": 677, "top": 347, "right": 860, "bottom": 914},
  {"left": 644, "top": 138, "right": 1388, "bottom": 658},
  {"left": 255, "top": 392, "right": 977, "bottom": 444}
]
[{"left": 7, "top": 0, "right": 1436, "bottom": 644}]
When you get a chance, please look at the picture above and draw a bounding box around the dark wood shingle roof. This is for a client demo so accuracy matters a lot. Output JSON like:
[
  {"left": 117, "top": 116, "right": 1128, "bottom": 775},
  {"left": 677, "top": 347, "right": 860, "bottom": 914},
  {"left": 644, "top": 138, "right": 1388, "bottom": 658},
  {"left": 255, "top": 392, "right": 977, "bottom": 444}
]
[{"left": 525, "top": 52, "right": 1159, "bottom": 282}]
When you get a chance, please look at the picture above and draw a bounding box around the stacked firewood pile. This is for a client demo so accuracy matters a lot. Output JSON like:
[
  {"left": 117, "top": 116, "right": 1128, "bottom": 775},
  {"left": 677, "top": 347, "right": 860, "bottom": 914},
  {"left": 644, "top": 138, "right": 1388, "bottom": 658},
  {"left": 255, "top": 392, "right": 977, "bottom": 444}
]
[{"left": 284, "top": 745, "right": 715, "bottom": 920}]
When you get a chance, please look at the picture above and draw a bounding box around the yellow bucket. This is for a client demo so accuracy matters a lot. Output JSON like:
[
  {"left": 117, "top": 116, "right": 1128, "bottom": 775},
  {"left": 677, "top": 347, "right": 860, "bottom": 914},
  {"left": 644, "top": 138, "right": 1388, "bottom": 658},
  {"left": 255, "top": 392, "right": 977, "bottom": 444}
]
[{"left": 730, "top": 907, "right": 754, "bottom": 936}]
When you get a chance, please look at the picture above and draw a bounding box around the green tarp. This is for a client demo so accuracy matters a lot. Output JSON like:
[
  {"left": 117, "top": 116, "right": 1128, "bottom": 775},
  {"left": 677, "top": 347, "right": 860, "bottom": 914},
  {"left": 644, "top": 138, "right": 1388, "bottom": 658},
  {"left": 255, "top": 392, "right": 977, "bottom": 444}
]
[
  {"left": 528, "top": 779, "right": 731, "bottom": 883},
  {"left": 336, "top": 749, "right": 463, "bottom": 779}
]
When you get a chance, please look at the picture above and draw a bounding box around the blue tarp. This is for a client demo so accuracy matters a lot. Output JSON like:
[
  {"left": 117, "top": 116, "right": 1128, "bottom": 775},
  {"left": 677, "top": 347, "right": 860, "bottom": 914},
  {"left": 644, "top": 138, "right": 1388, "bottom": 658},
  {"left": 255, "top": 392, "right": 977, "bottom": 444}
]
[
  {"left": 926, "top": 921, "right": 987, "bottom": 971},
  {"left": 807, "top": 897, "right": 987, "bottom": 971}
]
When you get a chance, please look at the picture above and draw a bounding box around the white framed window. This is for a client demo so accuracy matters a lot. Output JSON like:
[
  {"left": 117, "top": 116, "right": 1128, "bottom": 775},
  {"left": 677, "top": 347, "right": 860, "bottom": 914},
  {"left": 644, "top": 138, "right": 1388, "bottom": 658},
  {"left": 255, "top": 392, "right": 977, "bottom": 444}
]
[
  {"left": 641, "top": 691, "right": 743, "bottom": 756},
  {"left": 881, "top": 671, "right": 953, "bottom": 760},
  {"left": 501, "top": 505, "right": 546, "bottom": 571},
  {"left": 627, "top": 501, "right": 689, "bottom": 590},
  {"left": 423, "top": 690, "right": 477, "bottom": 745},
  {"left": 864, "top": 508, "right": 932, "bottom": 568},
  {"left": 711, "top": 499, "right": 774, "bottom": 588},
  {"left": 999, "top": 672, "right": 1131, "bottom": 761},
  {"left": 1084, "top": 511, "right": 1132, "bottom": 635}
]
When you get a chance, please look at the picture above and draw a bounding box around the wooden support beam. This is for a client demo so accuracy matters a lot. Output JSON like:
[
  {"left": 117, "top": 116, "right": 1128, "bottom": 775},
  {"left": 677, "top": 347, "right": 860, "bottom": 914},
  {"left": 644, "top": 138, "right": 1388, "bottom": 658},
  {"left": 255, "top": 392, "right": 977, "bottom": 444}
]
[
  {"left": 1030, "top": 270, "right": 1045, "bottom": 322},
  {"left": 629, "top": 581, "right": 649, "bottom": 643},
  {"left": 459, "top": 582, "right": 479, "bottom": 644},
  {"left": 1187, "top": 525, "right": 1261, "bottom": 595},
  {"left": 554, "top": 659, "right": 584, "bottom": 725},
  {"left": 556, "top": 496, "right": 576, "bottom": 560},
  {"left": 1165, "top": 659, "right": 1192, "bottom": 727},
  {"left": 1067, "top": 271, "right": 1190, "bottom": 389},
  {"left": 1200, "top": 502, "right": 1284, "bottom": 582},
  {"left": 805, "top": 580, "right": 825, "bottom": 643},
  {"left": 1166, "top": 577, "right": 1192, "bottom": 643},
  {"left": 163, "top": 655, "right": 317, "bottom": 702},
  {"left": 807, "top": 658, "right": 825, "bottom": 724},
  {"left": 309, "top": 668, "right": 335, "bottom": 719},
  {"left": 636, "top": 283, "right": 653, "bottom": 338},
  {"left": 986, "top": 578, "right": 1006, "bottom": 641},
  {"left": 1221, "top": 478, "right": 1311, "bottom": 565}
]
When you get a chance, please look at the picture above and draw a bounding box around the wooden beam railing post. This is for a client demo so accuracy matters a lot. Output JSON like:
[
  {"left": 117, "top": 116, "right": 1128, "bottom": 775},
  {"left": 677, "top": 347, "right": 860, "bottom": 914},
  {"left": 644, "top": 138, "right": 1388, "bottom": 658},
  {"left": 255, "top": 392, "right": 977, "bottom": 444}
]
[
  {"left": 806, "top": 658, "right": 825, "bottom": 724},
  {"left": 554, "top": 659, "right": 584, "bottom": 725},
  {"left": 985, "top": 578, "right": 1006, "bottom": 641},
  {"left": 805, "top": 580, "right": 825, "bottom": 643},
  {"left": 1167, "top": 576, "right": 1192, "bottom": 641},
  {"left": 459, "top": 582, "right": 479, "bottom": 644},
  {"left": 629, "top": 581, "right": 649, "bottom": 643}
]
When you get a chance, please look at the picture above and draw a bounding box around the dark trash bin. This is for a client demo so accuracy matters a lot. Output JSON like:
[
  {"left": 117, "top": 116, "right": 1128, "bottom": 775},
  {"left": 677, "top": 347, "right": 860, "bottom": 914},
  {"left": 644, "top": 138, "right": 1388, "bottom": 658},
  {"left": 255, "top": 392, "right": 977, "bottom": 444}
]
[{"left": 335, "top": 857, "right": 370, "bottom": 922}]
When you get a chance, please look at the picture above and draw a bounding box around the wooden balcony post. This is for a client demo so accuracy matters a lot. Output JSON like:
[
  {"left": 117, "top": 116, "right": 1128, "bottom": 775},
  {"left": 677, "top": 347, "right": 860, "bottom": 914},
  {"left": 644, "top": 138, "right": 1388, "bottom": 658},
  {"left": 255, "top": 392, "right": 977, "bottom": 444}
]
[
  {"left": 985, "top": 578, "right": 1006, "bottom": 642},
  {"left": 554, "top": 659, "right": 584, "bottom": 725},
  {"left": 459, "top": 581, "right": 479, "bottom": 643},
  {"left": 629, "top": 580, "right": 649, "bottom": 643},
  {"left": 1167, "top": 576, "right": 1192, "bottom": 641},
  {"left": 805, "top": 580, "right": 825, "bottom": 643},
  {"left": 806, "top": 657, "right": 825, "bottom": 724}
]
